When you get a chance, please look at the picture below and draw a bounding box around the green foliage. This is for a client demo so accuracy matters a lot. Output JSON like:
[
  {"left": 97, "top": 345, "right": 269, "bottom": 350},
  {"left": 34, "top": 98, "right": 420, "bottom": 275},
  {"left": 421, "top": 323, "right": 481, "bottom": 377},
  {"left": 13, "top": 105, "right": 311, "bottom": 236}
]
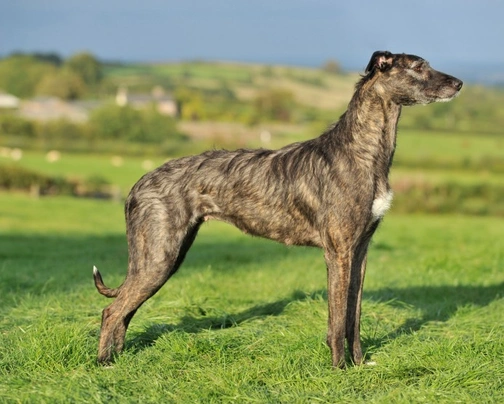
[
  {"left": 64, "top": 52, "right": 103, "bottom": 87},
  {"left": 173, "top": 87, "right": 206, "bottom": 120},
  {"left": 0, "top": 114, "right": 36, "bottom": 137},
  {"left": 36, "top": 119, "right": 90, "bottom": 143},
  {"left": 0, "top": 163, "right": 115, "bottom": 198},
  {"left": 35, "top": 70, "right": 87, "bottom": 100},
  {"left": 253, "top": 88, "right": 296, "bottom": 122},
  {"left": 103, "top": 60, "right": 351, "bottom": 124},
  {"left": 401, "top": 86, "right": 504, "bottom": 134},
  {"left": 0, "top": 105, "right": 187, "bottom": 154},
  {"left": 89, "top": 103, "right": 142, "bottom": 140},
  {"left": 0, "top": 163, "right": 73, "bottom": 194},
  {"left": 2, "top": 56, "right": 503, "bottom": 135},
  {"left": 102, "top": 60, "right": 504, "bottom": 134},
  {"left": 0, "top": 55, "right": 56, "bottom": 97},
  {"left": 89, "top": 103, "right": 182, "bottom": 143},
  {"left": 0, "top": 52, "right": 104, "bottom": 99},
  {"left": 392, "top": 180, "right": 504, "bottom": 216},
  {"left": 10, "top": 51, "right": 63, "bottom": 66},
  {"left": 1, "top": 116, "right": 92, "bottom": 150}
]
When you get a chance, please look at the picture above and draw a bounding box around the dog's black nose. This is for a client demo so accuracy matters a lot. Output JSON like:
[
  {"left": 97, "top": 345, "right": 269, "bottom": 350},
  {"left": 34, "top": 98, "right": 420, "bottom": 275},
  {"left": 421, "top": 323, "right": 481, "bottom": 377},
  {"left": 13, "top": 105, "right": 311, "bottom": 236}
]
[{"left": 453, "top": 79, "right": 463, "bottom": 91}]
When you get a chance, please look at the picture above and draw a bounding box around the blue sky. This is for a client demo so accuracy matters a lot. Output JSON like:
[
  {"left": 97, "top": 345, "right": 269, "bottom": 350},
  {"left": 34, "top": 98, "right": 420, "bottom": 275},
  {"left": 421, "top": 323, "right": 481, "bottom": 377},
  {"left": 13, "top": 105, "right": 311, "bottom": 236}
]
[{"left": 1, "top": 0, "right": 503, "bottom": 75}]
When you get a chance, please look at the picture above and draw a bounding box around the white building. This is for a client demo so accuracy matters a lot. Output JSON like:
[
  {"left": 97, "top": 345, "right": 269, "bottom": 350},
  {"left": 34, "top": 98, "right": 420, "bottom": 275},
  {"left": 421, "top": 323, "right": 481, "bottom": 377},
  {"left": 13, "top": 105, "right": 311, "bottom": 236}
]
[{"left": 0, "top": 91, "right": 20, "bottom": 109}]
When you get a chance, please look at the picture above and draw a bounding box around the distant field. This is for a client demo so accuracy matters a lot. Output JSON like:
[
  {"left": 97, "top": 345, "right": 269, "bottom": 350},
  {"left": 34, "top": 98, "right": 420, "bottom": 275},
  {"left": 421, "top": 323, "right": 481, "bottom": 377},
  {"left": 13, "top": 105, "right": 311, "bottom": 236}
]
[
  {"left": 101, "top": 59, "right": 504, "bottom": 138},
  {"left": 395, "top": 129, "right": 504, "bottom": 164},
  {"left": 1, "top": 151, "right": 166, "bottom": 193},
  {"left": 0, "top": 193, "right": 503, "bottom": 402},
  {"left": 3, "top": 127, "right": 502, "bottom": 194},
  {"left": 2, "top": 124, "right": 503, "bottom": 216}
]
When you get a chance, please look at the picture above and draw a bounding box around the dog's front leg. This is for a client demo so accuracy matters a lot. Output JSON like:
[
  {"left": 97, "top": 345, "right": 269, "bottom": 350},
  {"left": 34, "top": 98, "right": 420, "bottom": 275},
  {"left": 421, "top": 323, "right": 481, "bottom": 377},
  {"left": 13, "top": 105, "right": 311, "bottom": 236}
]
[
  {"left": 324, "top": 248, "right": 351, "bottom": 369},
  {"left": 346, "top": 223, "right": 379, "bottom": 365},
  {"left": 346, "top": 250, "right": 368, "bottom": 365}
]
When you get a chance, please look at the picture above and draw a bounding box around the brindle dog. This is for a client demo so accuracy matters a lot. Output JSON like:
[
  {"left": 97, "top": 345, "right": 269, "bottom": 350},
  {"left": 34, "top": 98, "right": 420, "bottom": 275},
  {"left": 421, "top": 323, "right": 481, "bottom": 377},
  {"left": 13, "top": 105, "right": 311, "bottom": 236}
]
[{"left": 94, "top": 51, "right": 462, "bottom": 368}]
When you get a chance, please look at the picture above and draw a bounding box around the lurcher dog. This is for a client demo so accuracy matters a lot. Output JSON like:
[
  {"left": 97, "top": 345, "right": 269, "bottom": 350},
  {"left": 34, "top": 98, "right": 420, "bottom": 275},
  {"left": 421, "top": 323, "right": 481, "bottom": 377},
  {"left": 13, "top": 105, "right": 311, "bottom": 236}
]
[{"left": 94, "top": 51, "right": 463, "bottom": 368}]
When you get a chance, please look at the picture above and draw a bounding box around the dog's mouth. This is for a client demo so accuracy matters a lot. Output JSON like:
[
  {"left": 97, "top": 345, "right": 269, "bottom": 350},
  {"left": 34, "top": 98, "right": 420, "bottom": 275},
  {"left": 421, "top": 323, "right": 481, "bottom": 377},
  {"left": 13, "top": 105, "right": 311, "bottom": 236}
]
[
  {"left": 426, "top": 79, "right": 463, "bottom": 103},
  {"left": 436, "top": 86, "right": 463, "bottom": 102}
]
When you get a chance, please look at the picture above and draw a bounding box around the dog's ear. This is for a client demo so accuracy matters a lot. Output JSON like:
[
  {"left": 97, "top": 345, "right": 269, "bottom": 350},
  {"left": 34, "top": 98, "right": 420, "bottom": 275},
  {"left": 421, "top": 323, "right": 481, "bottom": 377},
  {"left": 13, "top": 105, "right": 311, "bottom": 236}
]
[{"left": 365, "top": 51, "right": 394, "bottom": 74}]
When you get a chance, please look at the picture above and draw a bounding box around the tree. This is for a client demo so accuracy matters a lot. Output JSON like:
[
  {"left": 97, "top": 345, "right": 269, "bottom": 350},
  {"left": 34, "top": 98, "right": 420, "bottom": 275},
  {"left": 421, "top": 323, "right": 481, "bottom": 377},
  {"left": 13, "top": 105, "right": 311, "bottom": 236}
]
[
  {"left": 0, "top": 55, "right": 55, "bottom": 97},
  {"left": 89, "top": 103, "right": 182, "bottom": 143},
  {"left": 65, "top": 52, "right": 103, "bottom": 87},
  {"left": 253, "top": 89, "right": 295, "bottom": 122},
  {"left": 174, "top": 87, "right": 206, "bottom": 120},
  {"left": 0, "top": 114, "right": 35, "bottom": 137},
  {"left": 36, "top": 71, "right": 86, "bottom": 100},
  {"left": 9, "top": 51, "right": 63, "bottom": 66},
  {"left": 322, "top": 59, "right": 342, "bottom": 75}
]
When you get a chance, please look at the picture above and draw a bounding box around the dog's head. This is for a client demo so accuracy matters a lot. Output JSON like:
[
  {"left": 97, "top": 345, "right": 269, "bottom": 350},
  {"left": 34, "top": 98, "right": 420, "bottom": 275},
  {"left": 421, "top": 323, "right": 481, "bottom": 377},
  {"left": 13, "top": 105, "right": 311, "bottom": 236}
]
[{"left": 364, "top": 51, "right": 463, "bottom": 105}]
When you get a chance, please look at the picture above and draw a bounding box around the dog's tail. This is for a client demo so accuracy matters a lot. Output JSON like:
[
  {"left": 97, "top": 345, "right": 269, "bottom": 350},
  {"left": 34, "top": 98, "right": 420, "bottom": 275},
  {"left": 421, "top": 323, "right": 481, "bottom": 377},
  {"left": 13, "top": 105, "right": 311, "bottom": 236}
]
[{"left": 93, "top": 266, "right": 120, "bottom": 298}]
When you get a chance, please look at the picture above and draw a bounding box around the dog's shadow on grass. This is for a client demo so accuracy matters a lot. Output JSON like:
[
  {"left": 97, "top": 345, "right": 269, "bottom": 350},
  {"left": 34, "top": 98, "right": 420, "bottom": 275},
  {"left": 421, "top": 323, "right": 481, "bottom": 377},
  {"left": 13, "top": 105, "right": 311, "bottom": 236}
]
[
  {"left": 128, "top": 283, "right": 503, "bottom": 358},
  {"left": 127, "top": 289, "right": 319, "bottom": 353},
  {"left": 361, "top": 282, "right": 504, "bottom": 352}
]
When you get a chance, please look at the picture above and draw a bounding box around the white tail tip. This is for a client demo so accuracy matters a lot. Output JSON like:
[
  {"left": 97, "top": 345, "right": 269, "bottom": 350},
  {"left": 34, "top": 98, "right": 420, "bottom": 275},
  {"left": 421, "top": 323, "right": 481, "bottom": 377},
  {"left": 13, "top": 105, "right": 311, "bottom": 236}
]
[{"left": 93, "top": 265, "right": 98, "bottom": 275}]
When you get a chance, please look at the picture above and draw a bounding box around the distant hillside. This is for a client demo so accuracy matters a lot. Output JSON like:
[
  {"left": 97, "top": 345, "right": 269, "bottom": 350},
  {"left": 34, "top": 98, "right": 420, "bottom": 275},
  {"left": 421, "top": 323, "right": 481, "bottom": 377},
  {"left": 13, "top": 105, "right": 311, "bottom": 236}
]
[
  {"left": 103, "top": 60, "right": 504, "bottom": 136},
  {"left": 1, "top": 57, "right": 502, "bottom": 155},
  {"left": 103, "top": 60, "right": 359, "bottom": 112}
]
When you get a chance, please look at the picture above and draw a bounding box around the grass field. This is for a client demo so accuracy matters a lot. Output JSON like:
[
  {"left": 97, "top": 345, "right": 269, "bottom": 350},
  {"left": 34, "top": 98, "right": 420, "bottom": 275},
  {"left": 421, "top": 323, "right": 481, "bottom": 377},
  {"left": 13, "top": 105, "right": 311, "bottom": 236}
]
[
  {"left": 7, "top": 127, "right": 504, "bottom": 180},
  {"left": 0, "top": 193, "right": 503, "bottom": 402},
  {"left": 1, "top": 56, "right": 503, "bottom": 401},
  {"left": 2, "top": 70, "right": 504, "bottom": 400}
]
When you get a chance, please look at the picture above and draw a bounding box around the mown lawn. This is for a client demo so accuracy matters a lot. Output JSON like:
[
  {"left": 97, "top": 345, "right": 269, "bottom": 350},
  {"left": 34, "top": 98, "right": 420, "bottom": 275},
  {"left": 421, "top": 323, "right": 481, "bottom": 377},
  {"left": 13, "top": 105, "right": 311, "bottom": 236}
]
[{"left": 0, "top": 193, "right": 503, "bottom": 402}]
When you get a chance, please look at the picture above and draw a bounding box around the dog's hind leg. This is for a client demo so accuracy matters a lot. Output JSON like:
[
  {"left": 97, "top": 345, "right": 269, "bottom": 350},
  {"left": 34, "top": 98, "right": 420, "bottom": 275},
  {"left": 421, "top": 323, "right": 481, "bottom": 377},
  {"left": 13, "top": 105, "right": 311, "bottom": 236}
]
[{"left": 97, "top": 219, "right": 201, "bottom": 364}]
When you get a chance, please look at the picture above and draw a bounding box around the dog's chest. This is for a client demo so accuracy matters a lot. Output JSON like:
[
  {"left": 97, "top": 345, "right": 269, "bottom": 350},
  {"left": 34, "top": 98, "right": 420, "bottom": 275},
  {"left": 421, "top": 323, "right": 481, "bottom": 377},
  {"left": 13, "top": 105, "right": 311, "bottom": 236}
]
[{"left": 372, "top": 190, "right": 393, "bottom": 221}]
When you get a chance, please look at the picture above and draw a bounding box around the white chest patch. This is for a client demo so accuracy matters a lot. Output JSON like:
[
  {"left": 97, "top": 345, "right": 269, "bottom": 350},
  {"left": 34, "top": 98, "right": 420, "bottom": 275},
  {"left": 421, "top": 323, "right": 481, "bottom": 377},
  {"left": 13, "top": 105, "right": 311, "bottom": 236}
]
[{"left": 372, "top": 190, "right": 393, "bottom": 221}]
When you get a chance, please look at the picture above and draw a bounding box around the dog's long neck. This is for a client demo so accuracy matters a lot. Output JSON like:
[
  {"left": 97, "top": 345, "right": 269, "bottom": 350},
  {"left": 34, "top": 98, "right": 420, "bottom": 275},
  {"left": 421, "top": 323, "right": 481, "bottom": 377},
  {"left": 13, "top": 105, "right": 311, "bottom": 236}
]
[{"left": 335, "top": 76, "right": 402, "bottom": 177}]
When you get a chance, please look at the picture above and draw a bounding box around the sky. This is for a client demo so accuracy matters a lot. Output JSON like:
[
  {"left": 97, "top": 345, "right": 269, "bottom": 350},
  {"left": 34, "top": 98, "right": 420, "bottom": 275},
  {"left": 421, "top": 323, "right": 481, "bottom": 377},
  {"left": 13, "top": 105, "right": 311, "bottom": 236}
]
[{"left": 1, "top": 0, "right": 503, "bottom": 80}]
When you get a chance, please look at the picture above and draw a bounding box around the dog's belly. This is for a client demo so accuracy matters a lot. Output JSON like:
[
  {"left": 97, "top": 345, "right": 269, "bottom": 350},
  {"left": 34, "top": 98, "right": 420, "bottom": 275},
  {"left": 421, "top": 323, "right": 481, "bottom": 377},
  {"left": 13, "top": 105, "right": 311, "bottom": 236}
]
[
  {"left": 210, "top": 208, "right": 323, "bottom": 248},
  {"left": 195, "top": 178, "right": 323, "bottom": 247}
]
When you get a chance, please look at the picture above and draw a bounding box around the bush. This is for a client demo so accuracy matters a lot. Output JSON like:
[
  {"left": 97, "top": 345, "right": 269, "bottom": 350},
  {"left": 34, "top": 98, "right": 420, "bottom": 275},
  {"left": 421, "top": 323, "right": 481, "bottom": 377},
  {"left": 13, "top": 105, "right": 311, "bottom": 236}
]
[
  {"left": 0, "top": 164, "right": 116, "bottom": 198},
  {"left": 0, "top": 114, "right": 35, "bottom": 137},
  {"left": 253, "top": 89, "right": 295, "bottom": 123},
  {"left": 0, "top": 164, "right": 74, "bottom": 195},
  {"left": 64, "top": 52, "right": 103, "bottom": 87},
  {"left": 35, "top": 119, "right": 89, "bottom": 143},
  {"left": 35, "top": 70, "right": 86, "bottom": 100},
  {"left": 89, "top": 103, "right": 183, "bottom": 144},
  {"left": 0, "top": 55, "right": 56, "bottom": 97},
  {"left": 392, "top": 179, "right": 504, "bottom": 216}
]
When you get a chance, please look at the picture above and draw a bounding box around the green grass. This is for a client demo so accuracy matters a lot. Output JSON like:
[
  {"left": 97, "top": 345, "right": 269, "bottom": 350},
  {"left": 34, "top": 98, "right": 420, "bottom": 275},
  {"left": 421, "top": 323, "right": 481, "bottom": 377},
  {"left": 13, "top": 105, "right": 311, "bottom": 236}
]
[
  {"left": 0, "top": 193, "right": 503, "bottom": 402},
  {"left": 394, "top": 129, "right": 504, "bottom": 172}
]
